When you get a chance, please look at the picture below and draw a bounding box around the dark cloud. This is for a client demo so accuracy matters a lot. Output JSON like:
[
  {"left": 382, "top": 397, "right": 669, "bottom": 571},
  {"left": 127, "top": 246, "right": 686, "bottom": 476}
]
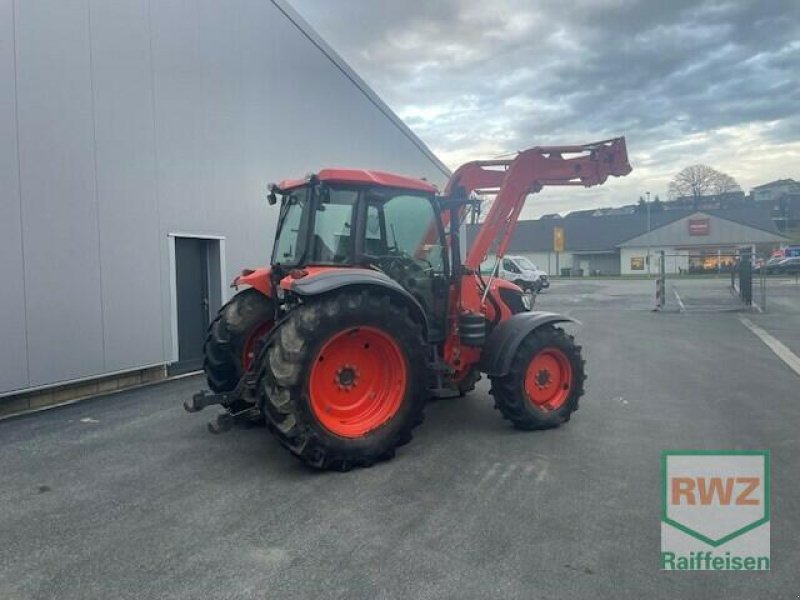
[{"left": 291, "top": 0, "right": 800, "bottom": 216}]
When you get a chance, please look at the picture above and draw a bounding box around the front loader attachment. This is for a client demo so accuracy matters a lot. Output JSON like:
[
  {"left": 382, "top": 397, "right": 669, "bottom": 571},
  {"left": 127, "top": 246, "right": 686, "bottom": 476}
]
[{"left": 446, "top": 137, "right": 632, "bottom": 269}]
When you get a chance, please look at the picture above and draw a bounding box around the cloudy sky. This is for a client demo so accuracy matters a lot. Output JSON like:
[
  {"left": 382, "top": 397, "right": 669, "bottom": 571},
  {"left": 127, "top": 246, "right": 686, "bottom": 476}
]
[{"left": 291, "top": 0, "right": 799, "bottom": 217}]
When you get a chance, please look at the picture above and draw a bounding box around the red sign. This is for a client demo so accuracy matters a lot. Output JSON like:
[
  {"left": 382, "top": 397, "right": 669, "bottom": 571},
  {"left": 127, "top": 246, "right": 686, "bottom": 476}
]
[{"left": 688, "top": 218, "right": 710, "bottom": 236}]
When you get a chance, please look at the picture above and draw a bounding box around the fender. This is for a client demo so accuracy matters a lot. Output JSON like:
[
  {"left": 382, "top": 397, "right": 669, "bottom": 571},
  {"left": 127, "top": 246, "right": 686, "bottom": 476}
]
[
  {"left": 287, "top": 267, "right": 429, "bottom": 337},
  {"left": 479, "top": 311, "right": 580, "bottom": 377},
  {"left": 232, "top": 267, "right": 272, "bottom": 297}
]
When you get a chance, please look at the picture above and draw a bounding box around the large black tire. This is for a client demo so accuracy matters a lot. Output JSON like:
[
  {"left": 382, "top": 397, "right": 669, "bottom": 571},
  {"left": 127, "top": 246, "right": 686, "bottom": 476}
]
[
  {"left": 204, "top": 289, "right": 273, "bottom": 412},
  {"left": 489, "top": 325, "right": 585, "bottom": 430},
  {"left": 259, "top": 290, "right": 427, "bottom": 471}
]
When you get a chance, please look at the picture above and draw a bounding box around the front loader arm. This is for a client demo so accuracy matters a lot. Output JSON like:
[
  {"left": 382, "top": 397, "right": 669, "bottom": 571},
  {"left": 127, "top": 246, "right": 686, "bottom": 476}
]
[{"left": 448, "top": 137, "right": 632, "bottom": 270}]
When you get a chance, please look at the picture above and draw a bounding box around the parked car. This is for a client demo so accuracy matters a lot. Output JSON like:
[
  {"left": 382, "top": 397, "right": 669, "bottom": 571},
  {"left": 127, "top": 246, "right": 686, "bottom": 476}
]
[
  {"left": 482, "top": 255, "right": 550, "bottom": 292},
  {"left": 773, "top": 257, "right": 800, "bottom": 275},
  {"left": 763, "top": 256, "right": 786, "bottom": 274}
]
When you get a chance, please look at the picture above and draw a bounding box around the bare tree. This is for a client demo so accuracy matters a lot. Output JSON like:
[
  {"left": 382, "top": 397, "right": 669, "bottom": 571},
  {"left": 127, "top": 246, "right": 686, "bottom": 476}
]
[
  {"left": 668, "top": 165, "right": 717, "bottom": 200},
  {"left": 710, "top": 171, "right": 742, "bottom": 196},
  {"left": 668, "top": 165, "right": 742, "bottom": 203}
]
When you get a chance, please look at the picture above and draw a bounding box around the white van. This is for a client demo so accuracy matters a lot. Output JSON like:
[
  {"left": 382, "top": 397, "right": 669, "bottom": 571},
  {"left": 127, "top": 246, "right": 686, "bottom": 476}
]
[{"left": 481, "top": 255, "right": 550, "bottom": 292}]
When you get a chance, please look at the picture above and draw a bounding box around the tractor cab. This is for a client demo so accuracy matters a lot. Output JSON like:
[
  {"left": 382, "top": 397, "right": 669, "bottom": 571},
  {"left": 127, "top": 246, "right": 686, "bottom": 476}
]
[{"left": 269, "top": 170, "right": 451, "bottom": 340}]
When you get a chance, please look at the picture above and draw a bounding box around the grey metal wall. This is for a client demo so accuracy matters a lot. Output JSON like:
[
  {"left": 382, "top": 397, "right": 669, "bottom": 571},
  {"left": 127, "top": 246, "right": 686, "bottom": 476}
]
[
  {"left": 572, "top": 253, "right": 620, "bottom": 276},
  {"left": 0, "top": 0, "right": 449, "bottom": 395}
]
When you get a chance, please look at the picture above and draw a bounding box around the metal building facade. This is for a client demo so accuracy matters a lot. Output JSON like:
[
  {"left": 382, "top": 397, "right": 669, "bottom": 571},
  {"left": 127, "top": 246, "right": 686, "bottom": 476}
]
[{"left": 0, "top": 0, "right": 449, "bottom": 395}]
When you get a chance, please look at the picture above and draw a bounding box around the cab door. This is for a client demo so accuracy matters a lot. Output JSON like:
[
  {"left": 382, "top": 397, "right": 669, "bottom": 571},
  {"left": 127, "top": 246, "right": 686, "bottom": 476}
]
[{"left": 362, "top": 191, "right": 449, "bottom": 341}]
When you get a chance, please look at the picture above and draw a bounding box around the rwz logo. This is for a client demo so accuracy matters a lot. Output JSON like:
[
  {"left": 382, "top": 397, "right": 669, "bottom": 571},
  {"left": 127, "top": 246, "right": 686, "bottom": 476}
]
[
  {"left": 671, "top": 476, "right": 760, "bottom": 506},
  {"left": 661, "top": 450, "right": 770, "bottom": 571}
]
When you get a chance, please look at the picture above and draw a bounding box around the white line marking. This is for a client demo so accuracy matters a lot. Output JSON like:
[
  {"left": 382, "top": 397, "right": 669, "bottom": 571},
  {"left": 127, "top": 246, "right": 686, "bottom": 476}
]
[
  {"left": 478, "top": 462, "right": 501, "bottom": 487},
  {"left": 673, "top": 288, "right": 686, "bottom": 312},
  {"left": 739, "top": 317, "right": 800, "bottom": 377},
  {"left": 499, "top": 463, "right": 518, "bottom": 483}
]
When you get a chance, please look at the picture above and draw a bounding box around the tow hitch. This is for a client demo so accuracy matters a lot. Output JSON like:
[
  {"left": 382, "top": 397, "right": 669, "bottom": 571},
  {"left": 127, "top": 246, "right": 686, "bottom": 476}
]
[
  {"left": 184, "top": 375, "right": 260, "bottom": 434},
  {"left": 183, "top": 389, "right": 239, "bottom": 413}
]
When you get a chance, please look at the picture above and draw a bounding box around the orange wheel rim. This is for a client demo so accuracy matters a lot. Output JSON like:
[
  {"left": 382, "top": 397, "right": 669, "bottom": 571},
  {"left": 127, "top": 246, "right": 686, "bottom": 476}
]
[
  {"left": 309, "top": 327, "right": 407, "bottom": 438},
  {"left": 242, "top": 321, "right": 273, "bottom": 372},
  {"left": 524, "top": 347, "right": 573, "bottom": 411}
]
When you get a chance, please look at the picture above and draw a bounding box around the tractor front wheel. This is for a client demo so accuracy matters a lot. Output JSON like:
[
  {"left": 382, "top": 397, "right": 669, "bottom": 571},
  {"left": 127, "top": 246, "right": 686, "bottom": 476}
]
[
  {"left": 489, "top": 325, "right": 585, "bottom": 430},
  {"left": 260, "top": 290, "right": 426, "bottom": 471}
]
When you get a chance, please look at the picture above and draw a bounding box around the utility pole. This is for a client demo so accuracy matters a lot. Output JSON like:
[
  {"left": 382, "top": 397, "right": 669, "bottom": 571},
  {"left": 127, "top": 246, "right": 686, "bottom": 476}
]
[{"left": 646, "top": 191, "right": 651, "bottom": 277}]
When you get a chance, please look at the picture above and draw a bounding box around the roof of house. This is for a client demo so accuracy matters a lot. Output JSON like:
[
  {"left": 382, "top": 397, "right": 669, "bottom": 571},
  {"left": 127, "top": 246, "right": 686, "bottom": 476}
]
[
  {"left": 752, "top": 178, "right": 798, "bottom": 190},
  {"left": 466, "top": 207, "right": 785, "bottom": 253}
]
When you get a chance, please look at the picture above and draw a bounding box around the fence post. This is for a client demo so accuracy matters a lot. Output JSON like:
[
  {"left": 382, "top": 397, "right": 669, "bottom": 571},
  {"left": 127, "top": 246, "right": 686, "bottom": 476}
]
[
  {"left": 739, "top": 249, "right": 752, "bottom": 306},
  {"left": 655, "top": 251, "right": 666, "bottom": 310}
]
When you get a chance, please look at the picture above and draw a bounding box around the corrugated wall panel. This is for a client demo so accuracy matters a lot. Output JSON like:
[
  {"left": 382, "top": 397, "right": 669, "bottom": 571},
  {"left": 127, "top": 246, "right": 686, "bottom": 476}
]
[
  {"left": 89, "top": 0, "right": 164, "bottom": 371},
  {"left": 2, "top": 0, "right": 449, "bottom": 393},
  {"left": 0, "top": 0, "right": 29, "bottom": 392},
  {"left": 15, "top": 0, "right": 104, "bottom": 385},
  {"left": 148, "top": 0, "right": 208, "bottom": 360}
]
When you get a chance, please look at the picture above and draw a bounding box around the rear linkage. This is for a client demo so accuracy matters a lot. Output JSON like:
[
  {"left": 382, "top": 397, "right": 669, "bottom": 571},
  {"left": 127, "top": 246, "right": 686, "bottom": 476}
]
[{"left": 183, "top": 374, "right": 259, "bottom": 433}]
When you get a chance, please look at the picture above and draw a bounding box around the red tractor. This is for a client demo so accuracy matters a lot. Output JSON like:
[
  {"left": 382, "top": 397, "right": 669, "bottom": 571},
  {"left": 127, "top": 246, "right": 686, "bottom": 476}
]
[{"left": 186, "top": 138, "right": 632, "bottom": 470}]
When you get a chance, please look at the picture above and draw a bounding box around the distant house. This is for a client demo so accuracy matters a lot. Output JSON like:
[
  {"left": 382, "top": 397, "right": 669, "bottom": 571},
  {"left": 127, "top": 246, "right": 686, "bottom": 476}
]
[
  {"left": 751, "top": 179, "right": 800, "bottom": 203},
  {"left": 750, "top": 180, "right": 800, "bottom": 235},
  {"left": 467, "top": 208, "right": 788, "bottom": 276},
  {"left": 668, "top": 191, "right": 747, "bottom": 211}
]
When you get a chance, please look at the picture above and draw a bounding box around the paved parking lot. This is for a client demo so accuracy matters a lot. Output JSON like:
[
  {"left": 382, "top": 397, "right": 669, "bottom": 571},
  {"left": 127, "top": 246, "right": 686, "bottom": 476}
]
[{"left": 1, "top": 278, "right": 798, "bottom": 599}]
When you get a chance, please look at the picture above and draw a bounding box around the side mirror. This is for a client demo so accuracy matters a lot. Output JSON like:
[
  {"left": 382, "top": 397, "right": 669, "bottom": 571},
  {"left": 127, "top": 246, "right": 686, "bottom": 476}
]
[
  {"left": 318, "top": 187, "right": 331, "bottom": 204},
  {"left": 316, "top": 187, "right": 330, "bottom": 211},
  {"left": 267, "top": 184, "right": 278, "bottom": 206}
]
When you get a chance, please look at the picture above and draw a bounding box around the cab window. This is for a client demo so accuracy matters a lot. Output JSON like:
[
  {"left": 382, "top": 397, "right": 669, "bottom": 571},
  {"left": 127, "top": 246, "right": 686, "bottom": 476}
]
[
  {"left": 272, "top": 187, "right": 308, "bottom": 266},
  {"left": 378, "top": 194, "right": 445, "bottom": 272},
  {"left": 309, "top": 188, "right": 358, "bottom": 264}
]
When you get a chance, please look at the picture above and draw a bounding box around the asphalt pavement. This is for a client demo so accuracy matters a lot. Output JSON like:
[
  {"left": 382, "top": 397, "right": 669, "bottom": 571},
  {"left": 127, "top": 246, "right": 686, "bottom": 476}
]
[{"left": 1, "top": 278, "right": 798, "bottom": 599}]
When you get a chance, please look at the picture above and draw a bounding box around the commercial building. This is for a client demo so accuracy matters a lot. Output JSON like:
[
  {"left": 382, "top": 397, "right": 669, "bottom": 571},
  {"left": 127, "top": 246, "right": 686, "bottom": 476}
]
[
  {"left": 1, "top": 0, "right": 449, "bottom": 404},
  {"left": 467, "top": 208, "right": 788, "bottom": 276}
]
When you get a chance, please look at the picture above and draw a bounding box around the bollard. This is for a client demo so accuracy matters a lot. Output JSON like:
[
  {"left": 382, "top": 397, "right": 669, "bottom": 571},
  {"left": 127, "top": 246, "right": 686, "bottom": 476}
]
[
  {"left": 656, "top": 251, "right": 666, "bottom": 310},
  {"left": 739, "top": 249, "right": 752, "bottom": 305}
]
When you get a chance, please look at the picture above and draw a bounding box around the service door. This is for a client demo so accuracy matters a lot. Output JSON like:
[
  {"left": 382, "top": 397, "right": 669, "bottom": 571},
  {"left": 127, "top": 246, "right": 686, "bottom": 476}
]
[{"left": 173, "top": 238, "right": 211, "bottom": 373}]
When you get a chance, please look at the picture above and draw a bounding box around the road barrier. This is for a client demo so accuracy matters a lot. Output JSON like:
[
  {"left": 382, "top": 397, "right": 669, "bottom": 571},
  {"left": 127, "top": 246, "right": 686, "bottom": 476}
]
[{"left": 655, "top": 252, "right": 757, "bottom": 311}]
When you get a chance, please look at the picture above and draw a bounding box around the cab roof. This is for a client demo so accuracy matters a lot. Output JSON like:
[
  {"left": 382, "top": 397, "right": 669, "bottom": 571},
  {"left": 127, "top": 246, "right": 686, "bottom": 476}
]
[{"left": 279, "top": 168, "right": 437, "bottom": 194}]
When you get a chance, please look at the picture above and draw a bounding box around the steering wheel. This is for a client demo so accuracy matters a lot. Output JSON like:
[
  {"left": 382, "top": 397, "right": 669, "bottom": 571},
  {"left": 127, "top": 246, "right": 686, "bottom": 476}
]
[
  {"left": 388, "top": 249, "right": 433, "bottom": 273},
  {"left": 364, "top": 251, "right": 432, "bottom": 277}
]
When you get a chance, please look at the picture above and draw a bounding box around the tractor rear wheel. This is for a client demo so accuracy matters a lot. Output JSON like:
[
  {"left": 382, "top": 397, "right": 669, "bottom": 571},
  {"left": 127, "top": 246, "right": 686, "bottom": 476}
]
[
  {"left": 489, "top": 325, "right": 585, "bottom": 430},
  {"left": 259, "top": 290, "right": 426, "bottom": 471},
  {"left": 204, "top": 288, "right": 273, "bottom": 414}
]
